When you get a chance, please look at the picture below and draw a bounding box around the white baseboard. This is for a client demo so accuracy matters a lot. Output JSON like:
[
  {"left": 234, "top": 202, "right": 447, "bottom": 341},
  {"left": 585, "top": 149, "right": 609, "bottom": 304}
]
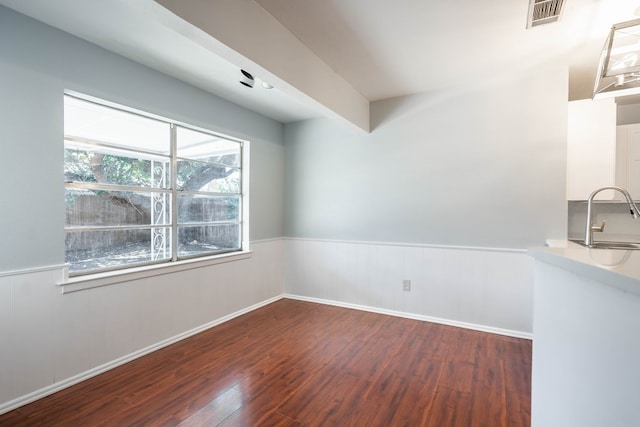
[
  {"left": 283, "top": 293, "right": 533, "bottom": 340},
  {"left": 0, "top": 295, "right": 283, "bottom": 416}
]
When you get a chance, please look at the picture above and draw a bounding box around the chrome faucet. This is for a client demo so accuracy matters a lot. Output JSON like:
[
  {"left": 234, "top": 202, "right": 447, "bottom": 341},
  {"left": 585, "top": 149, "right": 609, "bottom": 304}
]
[{"left": 584, "top": 186, "right": 640, "bottom": 247}]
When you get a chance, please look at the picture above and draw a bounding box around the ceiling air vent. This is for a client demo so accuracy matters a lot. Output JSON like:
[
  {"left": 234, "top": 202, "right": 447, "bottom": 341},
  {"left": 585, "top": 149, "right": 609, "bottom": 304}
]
[{"left": 527, "top": 0, "right": 565, "bottom": 28}]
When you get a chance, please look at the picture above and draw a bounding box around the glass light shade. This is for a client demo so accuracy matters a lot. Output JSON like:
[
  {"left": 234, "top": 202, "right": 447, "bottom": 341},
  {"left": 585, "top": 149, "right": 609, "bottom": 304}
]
[{"left": 594, "top": 18, "right": 640, "bottom": 99}]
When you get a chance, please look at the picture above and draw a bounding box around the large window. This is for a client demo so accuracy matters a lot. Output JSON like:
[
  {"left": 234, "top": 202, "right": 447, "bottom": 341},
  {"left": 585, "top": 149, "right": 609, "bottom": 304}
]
[{"left": 64, "top": 95, "right": 244, "bottom": 275}]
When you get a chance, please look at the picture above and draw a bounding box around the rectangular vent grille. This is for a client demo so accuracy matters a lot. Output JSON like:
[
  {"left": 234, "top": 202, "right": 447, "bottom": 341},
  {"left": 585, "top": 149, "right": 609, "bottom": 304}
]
[{"left": 527, "top": 0, "right": 565, "bottom": 28}]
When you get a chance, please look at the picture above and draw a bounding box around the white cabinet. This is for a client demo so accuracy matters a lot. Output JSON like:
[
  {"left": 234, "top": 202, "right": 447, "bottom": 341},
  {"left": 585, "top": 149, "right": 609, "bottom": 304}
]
[
  {"left": 616, "top": 123, "right": 640, "bottom": 199},
  {"left": 566, "top": 98, "right": 617, "bottom": 200}
]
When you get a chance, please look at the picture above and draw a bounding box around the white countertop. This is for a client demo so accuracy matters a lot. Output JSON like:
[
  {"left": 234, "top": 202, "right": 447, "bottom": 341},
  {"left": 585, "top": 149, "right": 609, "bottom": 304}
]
[{"left": 529, "top": 244, "right": 640, "bottom": 296}]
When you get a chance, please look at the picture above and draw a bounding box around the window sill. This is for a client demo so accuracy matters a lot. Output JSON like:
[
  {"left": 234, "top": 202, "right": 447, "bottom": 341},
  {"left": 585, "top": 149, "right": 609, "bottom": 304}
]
[{"left": 58, "top": 250, "right": 253, "bottom": 294}]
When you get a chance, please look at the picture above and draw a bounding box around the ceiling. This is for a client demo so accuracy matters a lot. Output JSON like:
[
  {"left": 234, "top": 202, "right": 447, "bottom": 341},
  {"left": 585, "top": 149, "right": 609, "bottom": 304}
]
[
  {"left": 0, "top": 0, "right": 320, "bottom": 123},
  {"left": 252, "top": 0, "right": 640, "bottom": 100},
  {"left": 2, "top": 0, "right": 640, "bottom": 128}
]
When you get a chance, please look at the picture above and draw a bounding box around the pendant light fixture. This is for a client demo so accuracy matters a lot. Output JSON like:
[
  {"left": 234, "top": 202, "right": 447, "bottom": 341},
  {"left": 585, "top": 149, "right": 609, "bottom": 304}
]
[{"left": 593, "top": 18, "right": 640, "bottom": 99}]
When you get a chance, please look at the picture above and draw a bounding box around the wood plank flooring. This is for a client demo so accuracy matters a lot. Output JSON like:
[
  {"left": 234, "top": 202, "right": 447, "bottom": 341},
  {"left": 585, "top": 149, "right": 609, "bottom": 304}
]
[{"left": 0, "top": 299, "right": 531, "bottom": 426}]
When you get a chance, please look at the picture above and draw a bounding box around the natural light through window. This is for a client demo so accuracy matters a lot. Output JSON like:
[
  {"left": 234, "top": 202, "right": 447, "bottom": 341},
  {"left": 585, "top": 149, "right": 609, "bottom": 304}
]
[{"left": 64, "top": 94, "right": 244, "bottom": 275}]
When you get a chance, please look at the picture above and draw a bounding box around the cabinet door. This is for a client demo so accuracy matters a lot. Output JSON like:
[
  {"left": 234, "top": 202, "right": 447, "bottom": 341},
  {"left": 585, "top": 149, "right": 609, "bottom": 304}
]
[
  {"left": 566, "top": 98, "right": 617, "bottom": 200},
  {"left": 618, "top": 124, "right": 640, "bottom": 199}
]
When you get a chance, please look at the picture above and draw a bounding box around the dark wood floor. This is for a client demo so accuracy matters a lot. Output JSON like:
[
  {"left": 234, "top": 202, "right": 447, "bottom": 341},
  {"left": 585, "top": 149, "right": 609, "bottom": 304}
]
[{"left": 0, "top": 299, "right": 531, "bottom": 426}]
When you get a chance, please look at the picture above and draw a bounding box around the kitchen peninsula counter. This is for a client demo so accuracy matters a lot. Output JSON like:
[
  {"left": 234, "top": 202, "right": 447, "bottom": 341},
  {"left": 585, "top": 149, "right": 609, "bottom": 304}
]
[
  {"left": 528, "top": 244, "right": 640, "bottom": 427},
  {"left": 529, "top": 245, "right": 640, "bottom": 296}
]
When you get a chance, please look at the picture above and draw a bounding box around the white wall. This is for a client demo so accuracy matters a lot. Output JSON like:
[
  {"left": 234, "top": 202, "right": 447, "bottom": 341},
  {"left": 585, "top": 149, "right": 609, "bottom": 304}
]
[
  {"left": 0, "top": 6, "right": 286, "bottom": 413},
  {"left": 285, "top": 239, "right": 533, "bottom": 336},
  {"left": 284, "top": 69, "right": 568, "bottom": 248},
  {"left": 0, "top": 240, "right": 284, "bottom": 413},
  {"left": 283, "top": 68, "right": 567, "bottom": 334},
  {"left": 0, "top": 5, "right": 285, "bottom": 271}
]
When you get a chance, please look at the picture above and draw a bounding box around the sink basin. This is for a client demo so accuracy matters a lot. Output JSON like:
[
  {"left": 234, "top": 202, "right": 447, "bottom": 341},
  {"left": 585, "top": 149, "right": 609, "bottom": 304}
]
[{"left": 569, "top": 239, "right": 640, "bottom": 250}]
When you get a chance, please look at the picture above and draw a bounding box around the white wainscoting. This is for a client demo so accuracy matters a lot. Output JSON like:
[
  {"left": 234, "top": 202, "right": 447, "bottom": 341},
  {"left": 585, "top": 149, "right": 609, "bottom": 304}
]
[
  {"left": 0, "top": 239, "right": 284, "bottom": 415},
  {"left": 284, "top": 238, "right": 533, "bottom": 338}
]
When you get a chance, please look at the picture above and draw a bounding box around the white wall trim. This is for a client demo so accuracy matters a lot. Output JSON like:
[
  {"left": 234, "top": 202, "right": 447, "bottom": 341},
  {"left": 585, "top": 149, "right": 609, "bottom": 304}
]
[
  {"left": 283, "top": 237, "right": 527, "bottom": 254},
  {"left": 59, "top": 251, "right": 254, "bottom": 294},
  {"left": 0, "top": 264, "right": 67, "bottom": 278},
  {"left": 283, "top": 294, "right": 533, "bottom": 340},
  {"left": 0, "top": 294, "right": 283, "bottom": 416},
  {"left": 251, "top": 237, "right": 285, "bottom": 244}
]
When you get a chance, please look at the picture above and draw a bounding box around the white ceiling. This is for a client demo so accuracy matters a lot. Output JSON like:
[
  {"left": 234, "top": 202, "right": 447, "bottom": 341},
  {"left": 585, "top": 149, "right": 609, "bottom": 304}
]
[
  {"left": 0, "top": 0, "right": 320, "bottom": 123},
  {"left": 253, "top": 0, "right": 640, "bottom": 101},
  {"left": 2, "top": 0, "right": 640, "bottom": 126}
]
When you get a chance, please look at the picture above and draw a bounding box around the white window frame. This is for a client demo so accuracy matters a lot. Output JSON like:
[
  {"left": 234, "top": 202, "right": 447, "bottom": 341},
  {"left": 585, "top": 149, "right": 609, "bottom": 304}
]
[{"left": 63, "top": 92, "right": 250, "bottom": 279}]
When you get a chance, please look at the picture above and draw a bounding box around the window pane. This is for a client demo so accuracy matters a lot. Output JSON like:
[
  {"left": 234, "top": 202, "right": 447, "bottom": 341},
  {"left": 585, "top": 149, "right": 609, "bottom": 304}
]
[
  {"left": 176, "top": 126, "right": 240, "bottom": 166},
  {"left": 177, "top": 195, "right": 239, "bottom": 223},
  {"left": 65, "top": 189, "right": 171, "bottom": 227},
  {"left": 177, "top": 160, "right": 240, "bottom": 193},
  {"left": 64, "top": 96, "right": 170, "bottom": 155},
  {"left": 65, "top": 227, "right": 171, "bottom": 273},
  {"left": 64, "top": 94, "right": 244, "bottom": 275},
  {"left": 64, "top": 146, "right": 170, "bottom": 188},
  {"left": 178, "top": 224, "right": 240, "bottom": 258}
]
